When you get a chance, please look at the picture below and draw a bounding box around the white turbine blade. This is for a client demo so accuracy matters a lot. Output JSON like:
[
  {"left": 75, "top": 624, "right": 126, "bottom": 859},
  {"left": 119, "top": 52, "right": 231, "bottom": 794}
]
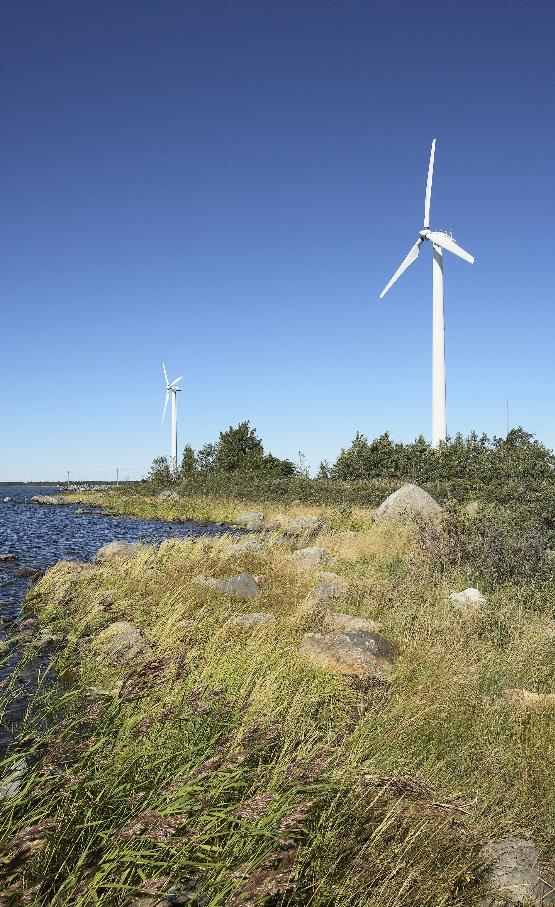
[
  {"left": 423, "top": 139, "right": 436, "bottom": 230},
  {"left": 427, "top": 231, "right": 474, "bottom": 264},
  {"left": 169, "top": 376, "right": 183, "bottom": 388},
  {"left": 379, "top": 239, "right": 423, "bottom": 299},
  {"left": 162, "top": 391, "right": 169, "bottom": 422},
  {"left": 162, "top": 362, "right": 169, "bottom": 386}
]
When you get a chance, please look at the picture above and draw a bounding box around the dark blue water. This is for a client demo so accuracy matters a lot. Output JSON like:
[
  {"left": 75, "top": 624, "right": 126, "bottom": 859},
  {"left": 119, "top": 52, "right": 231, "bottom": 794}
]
[{"left": 0, "top": 486, "right": 232, "bottom": 742}]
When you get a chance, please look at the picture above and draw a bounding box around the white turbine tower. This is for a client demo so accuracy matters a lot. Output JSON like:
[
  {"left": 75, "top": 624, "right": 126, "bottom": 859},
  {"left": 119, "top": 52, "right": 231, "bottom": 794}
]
[
  {"left": 379, "top": 140, "right": 474, "bottom": 448},
  {"left": 162, "top": 363, "right": 182, "bottom": 476}
]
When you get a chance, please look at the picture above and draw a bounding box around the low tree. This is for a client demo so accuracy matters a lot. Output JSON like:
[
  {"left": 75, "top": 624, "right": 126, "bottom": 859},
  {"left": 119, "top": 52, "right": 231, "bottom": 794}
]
[
  {"left": 214, "top": 421, "right": 265, "bottom": 472},
  {"left": 180, "top": 445, "right": 197, "bottom": 477},
  {"left": 147, "top": 456, "right": 172, "bottom": 486}
]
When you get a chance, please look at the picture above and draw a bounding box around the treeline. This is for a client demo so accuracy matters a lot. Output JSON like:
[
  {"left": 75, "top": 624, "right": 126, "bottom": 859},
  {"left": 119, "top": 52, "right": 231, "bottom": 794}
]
[{"left": 145, "top": 423, "right": 555, "bottom": 509}]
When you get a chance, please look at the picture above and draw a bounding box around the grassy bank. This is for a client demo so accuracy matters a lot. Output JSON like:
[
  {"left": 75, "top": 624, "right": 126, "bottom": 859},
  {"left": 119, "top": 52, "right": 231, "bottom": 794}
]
[{"left": 2, "top": 499, "right": 555, "bottom": 905}]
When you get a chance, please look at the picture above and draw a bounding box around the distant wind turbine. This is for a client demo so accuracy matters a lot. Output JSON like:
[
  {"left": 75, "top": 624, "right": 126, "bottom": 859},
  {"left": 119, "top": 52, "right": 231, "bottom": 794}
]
[
  {"left": 379, "top": 140, "right": 475, "bottom": 448},
  {"left": 162, "top": 363, "right": 182, "bottom": 476}
]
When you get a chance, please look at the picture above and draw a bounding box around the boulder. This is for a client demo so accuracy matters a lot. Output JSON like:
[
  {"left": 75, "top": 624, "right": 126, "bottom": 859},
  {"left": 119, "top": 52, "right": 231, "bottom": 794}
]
[
  {"left": 283, "top": 515, "right": 325, "bottom": 539},
  {"left": 95, "top": 541, "right": 140, "bottom": 563},
  {"left": 223, "top": 538, "right": 264, "bottom": 559},
  {"left": 202, "top": 572, "right": 261, "bottom": 599},
  {"left": 14, "top": 566, "right": 42, "bottom": 579},
  {"left": 235, "top": 511, "right": 264, "bottom": 531},
  {"left": 157, "top": 490, "right": 181, "bottom": 502},
  {"left": 227, "top": 612, "right": 275, "bottom": 631},
  {"left": 299, "top": 630, "right": 397, "bottom": 678},
  {"left": 448, "top": 587, "right": 486, "bottom": 615},
  {"left": 30, "top": 495, "right": 60, "bottom": 505},
  {"left": 502, "top": 688, "right": 555, "bottom": 710},
  {"left": 0, "top": 554, "right": 18, "bottom": 562},
  {"left": 478, "top": 837, "right": 555, "bottom": 906},
  {"left": 323, "top": 612, "right": 382, "bottom": 634},
  {"left": 92, "top": 621, "right": 151, "bottom": 664},
  {"left": 289, "top": 547, "right": 327, "bottom": 572},
  {"left": 0, "top": 757, "right": 28, "bottom": 801},
  {"left": 305, "top": 574, "right": 348, "bottom": 607},
  {"left": 374, "top": 484, "right": 441, "bottom": 523}
]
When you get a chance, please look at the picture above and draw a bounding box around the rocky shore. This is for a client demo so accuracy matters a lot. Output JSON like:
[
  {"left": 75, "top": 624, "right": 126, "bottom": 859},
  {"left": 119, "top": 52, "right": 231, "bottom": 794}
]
[{"left": 2, "top": 486, "right": 555, "bottom": 905}]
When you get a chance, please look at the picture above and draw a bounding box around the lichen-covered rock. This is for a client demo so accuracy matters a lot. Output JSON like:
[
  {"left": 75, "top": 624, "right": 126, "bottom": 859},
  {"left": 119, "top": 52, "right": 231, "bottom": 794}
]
[
  {"left": 323, "top": 612, "right": 382, "bottom": 634},
  {"left": 95, "top": 541, "right": 140, "bottom": 563},
  {"left": 235, "top": 511, "right": 264, "bottom": 531},
  {"left": 299, "top": 630, "right": 397, "bottom": 677},
  {"left": 30, "top": 495, "right": 61, "bottom": 505},
  {"left": 478, "top": 837, "right": 555, "bottom": 905},
  {"left": 374, "top": 484, "right": 441, "bottom": 523},
  {"left": 448, "top": 587, "right": 486, "bottom": 615},
  {"left": 223, "top": 539, "right": 264, "bottom": 559},
  {"left": 92, "top": 621, "right": 151, "bottom": 664},
  {"left": 289, "top": 547, "right": 327, "bottom": 572},
  {"left": 201, "top": 572, "right": 261, "bottom": 599},
  {"left": 227, "top": 612, "right": 275, "bottom": 631},
  {"left": 157, "top": 490, "right": 181, "bottom": 502},
  {"left": 0, "top": 553, "right": 18, "bottom": 562},
  {"left": 283, "top": 515, "right": 325, "bottom": 539}
]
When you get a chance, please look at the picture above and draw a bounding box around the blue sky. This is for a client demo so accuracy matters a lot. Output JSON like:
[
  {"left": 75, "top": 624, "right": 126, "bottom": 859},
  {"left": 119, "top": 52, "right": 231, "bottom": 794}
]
[{"left": 1, "top": 1, "right": 554, "bottom": 480}]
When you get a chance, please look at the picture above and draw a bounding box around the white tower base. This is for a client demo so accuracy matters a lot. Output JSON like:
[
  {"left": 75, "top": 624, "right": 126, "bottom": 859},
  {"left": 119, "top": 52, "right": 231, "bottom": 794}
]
[
  {"left": 432, "top": 244, "right": 446, "bottom": 448},
  {"left": 171, "top": 392, "right": 177, "bottom": 475}
]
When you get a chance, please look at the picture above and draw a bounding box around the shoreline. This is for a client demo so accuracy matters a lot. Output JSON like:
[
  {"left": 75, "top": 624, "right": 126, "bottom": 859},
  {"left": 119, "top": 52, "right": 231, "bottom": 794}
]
[{"left": 2, "top": 494, "right": 555, "bottom": 904}]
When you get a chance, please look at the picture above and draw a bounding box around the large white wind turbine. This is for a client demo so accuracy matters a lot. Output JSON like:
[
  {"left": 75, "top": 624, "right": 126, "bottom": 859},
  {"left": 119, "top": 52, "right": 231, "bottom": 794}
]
[
  {"left": 162, "top": 363, "right": 182, "bottom": 476},
  {"left": 379, "top": 140, "right": 474, "bottom": 448}
]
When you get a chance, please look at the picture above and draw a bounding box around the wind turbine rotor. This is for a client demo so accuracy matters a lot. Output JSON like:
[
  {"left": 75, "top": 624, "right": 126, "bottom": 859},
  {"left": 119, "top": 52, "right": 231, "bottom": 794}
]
[
  {"left": 162, "top": 362, "right": 169, "bottom": 387},
  {"left": 379, "top": 238, "right": 424, "bottom": 299},
  {"left": 162, "top": 391, "right": 169, "bottom": 422},
  {"left": 423, "top": 139, "right": 436, "bottom": 230},
  {"left": 425, "top": 231, "right": 474, "bottom": 264},
  {"left": 168, "top": 376, "right": 183, "bottom": 388}
]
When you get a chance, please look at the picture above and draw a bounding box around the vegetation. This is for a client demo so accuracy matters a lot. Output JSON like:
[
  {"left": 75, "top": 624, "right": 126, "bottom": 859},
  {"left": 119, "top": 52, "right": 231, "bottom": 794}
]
[{"left": 4, "top": 425, "right": 555, "bottom": 903}]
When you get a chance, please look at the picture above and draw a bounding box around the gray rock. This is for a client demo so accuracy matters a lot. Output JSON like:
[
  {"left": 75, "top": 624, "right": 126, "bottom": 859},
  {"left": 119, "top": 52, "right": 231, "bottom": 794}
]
[
  {"left": 448, "top": 587, "right": 486, "bottom": 615},
  {"left": 0, "top": 553, "right": 18, "bottom": 562},
  {"left": 227, "top": 611, "right": 275, "bottom": 631},
  {"left": 223, "top": 538, "right": 264, "bottom": 559},
  {"left": 157, "top": 490, "right": 181, "bottom": 502},
  {"left": 299, "top": 630, "right": 397, "bottom": 677},
  {"left": 14, "top": 566, "right": 42, "bottom": 579},
  {"left": 92, "top": 621, "right": 151, "bottom": 664},
  {"left": 323, "top": 612, "right": 382, "bottom": 633},
  {"left": 478, "top": 837, "right": 555, "bottom": 905},
  {"left": 289, "top": 547, "right": 327, "bottom": 571},
  {"left": 283, "top": 515, "right": 325, "bottom": 539},
  {"left": 32, "top": 626, "right": 64, "bottom": 650},
  {"left": 374, "top": 483, "right": 441, "bottom": 523},
  {"left": 30, "top": 495, "right": 60, "bottom": 505},
  {"left": 3, "top": 497, "right": 12, "bottom": 502},
  {"left": 94, "top": 541, "right": 140, "bottom": 563},
  {"left": 0, "top": 757, "right": 28, "bottom": 801},
  {"left": 203, "top": 572, "right": 261, "bottom": 599},
  {"left": 235, "top": 510, "right": 264, "bottom": 531}
]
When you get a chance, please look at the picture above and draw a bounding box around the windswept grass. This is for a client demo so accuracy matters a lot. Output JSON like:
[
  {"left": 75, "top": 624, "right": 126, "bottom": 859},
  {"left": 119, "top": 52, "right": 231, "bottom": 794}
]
[{"left": 2, "top": 502, "right": 555, "bottom": 905}]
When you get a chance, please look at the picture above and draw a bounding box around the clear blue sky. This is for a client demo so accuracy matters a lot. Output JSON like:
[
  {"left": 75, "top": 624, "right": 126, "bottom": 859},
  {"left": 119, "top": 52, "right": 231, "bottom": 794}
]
[{"left": 1, "top": 1, "right": 554, "bottom": 481}]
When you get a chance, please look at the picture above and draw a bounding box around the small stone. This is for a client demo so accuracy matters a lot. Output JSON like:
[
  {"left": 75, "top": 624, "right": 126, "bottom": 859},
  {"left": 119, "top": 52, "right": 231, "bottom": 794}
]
[
  {"left": 223, "top": 539, "right": 263, "bottom": 559},
  {"left": 289, "top": 547, "right": 327, "bottom": 571},
  {"left": 448, "top": 587, "right": 486, "bottom": 615},
  {"left": 3, "top": 497, "right": 12, "bottom": 502},
  {"left": 92, "top": 621, "right": 151, "bottom": 664},
  {"left": 157, "top": 490, "right": 181, "bottom": 502},
  {"left": 14, "top": 566, "right": 42, "bottom": 579},
  {"left": 95, "top": 541, "right": 140, "bottom": 563},
  {"left": 299, "top": 630, "right": 397, "bottom": 678},
  {"left": 0, "top": 553, "right": 18, "bottom": 562},
  {"left": 235, "top": 511, "right": 264, "bottom": 531},
  {"left": 478, "top": 837, "right": 555, "bottom": 906},
  {"left": 374, "top": 484, "right": 441, "bottom": 523},
  {"left": 0, "top": 757, "right": 28, "bottom": 801},
  {"left": 201, "top": 572, "right": 261, "bottom": 599},
  {"left": 323, "top": 612, "right": 382, "bottom": 633},
  {"left": 227, "top": 612, "right": 275, "bottom": 631}
]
